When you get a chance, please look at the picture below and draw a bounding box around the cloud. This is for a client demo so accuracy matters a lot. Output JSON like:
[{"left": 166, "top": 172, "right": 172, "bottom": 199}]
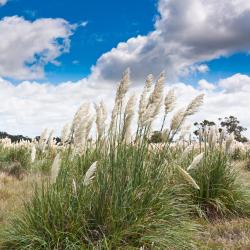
[
  {"left": 90, "top": 0, "right": 250, "bottom": 82},
  {"left": 0, "top": 16, "right": 75, "bottom": 80},
  {"left": 80, "top": 21, "right": 88, "bottom": 27},
  {"left": 72, "top": 60, "right": 80, "bottom": 65},
  {"left": 218, "top": 73, "right": 250, "bottom": 93},
  {"left": 0, "top": 73, "right": 249, "bottom": 138},
  {"left": 198, "top": 79, "right": 216, "bottom": 91},
  {"left": 0, "top": 77, "right": 116, "bottom": 136},
  {"left": 0, "top": 0, "right": 7, "bottom": 6}
]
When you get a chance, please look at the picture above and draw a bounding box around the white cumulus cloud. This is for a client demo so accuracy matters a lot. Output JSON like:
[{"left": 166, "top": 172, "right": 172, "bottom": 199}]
[
  {"left": 90, "top": 0, "right": 250, "bottom": 82},
  {"left": 0, "top": 73, "right": 250, "bottom": 137},
  {"left": 0, "top": 16, "right": 75, "bottom": 80},
  {"left": 198, "top": 79, "right": 216, "bottom": 91},
  {"left": 218, "top": 73, "right": 250, "bottom": 93}
]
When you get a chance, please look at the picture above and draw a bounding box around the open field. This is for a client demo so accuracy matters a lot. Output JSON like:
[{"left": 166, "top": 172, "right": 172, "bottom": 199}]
[{"left": 0, "top": 72, "right": 250, "bottom": 249}]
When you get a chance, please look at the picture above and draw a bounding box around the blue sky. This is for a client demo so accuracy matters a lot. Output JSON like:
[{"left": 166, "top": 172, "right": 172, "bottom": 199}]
[
  {"left": 183, "top": 53, "right": 250, "bottom": 87},
  {"left": 1, "top": 0, "right": 250, "bottom": 136},
  {"left": 1, "top": 0, "right": 249, "bottom": 84},
  {"left": 1, "top": 0, "right": 157, "bottom": 82}
]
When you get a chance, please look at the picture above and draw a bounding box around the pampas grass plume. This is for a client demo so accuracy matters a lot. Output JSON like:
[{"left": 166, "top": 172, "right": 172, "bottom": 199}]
[
  {"left": 51, "top": 153, "right": 61, "bottom": 184},
  {"left": 187, "top": 152, "right": 204, "bottom": 171},
  {"left": 176, "top": 165, "right": 200, "bottom": 190},
  {"left": 83, "top": 161, "right": 98, "bottom": 186}
]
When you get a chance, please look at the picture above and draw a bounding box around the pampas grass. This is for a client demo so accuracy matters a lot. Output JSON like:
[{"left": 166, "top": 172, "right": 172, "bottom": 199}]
[
  {"left": 50, "top": 153, "right": 61, "bottom": 184},
  {"left": 176, "top": 165, "right": 200, "bottom": 190},
  {"left": 31, "top": 145, "right": 36, "bottom": 163},
  {"left": 95, "top": 101, "right": 107, "bottom": 140},
  {"left": 61, "top": 123, "right": 71, "bottom": 145},
  {"left": 187, "top": 152, "right": 204, "bottom": 171},
  {"left": 83, "top": 161, "right": 98, "bottom": 186}
]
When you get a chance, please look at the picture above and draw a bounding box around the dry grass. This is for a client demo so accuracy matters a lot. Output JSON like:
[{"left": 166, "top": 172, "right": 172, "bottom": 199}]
[
  {"left": 236, "top": 160, "right": 250, "bottom": 184},
  {"left": 199, "top": 219, "right": 250, "bottom": 249},
  {"left": 0, "top": 172, "right": 43, "bottom": 228},
  {"left": 196, "top": 161, "right": 250, "bottom": 249}
]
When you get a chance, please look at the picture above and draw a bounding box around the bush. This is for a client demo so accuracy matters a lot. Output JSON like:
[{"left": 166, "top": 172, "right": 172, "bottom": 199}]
[
  {"left": 187, "top": 150, "right": 250, "bottom": 219},
  {"left": 0, "top": 144, "right": 198, "bottom": 249},
  {"left": 0, "top": 146, "right": 31, "bottom": 172}
]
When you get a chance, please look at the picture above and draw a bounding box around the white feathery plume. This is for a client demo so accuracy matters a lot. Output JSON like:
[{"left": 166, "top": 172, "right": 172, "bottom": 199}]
[
  {"left": 100, "top": 100, "right": 108, "bottom": 120},
  {"left": 208, "top": 126, "right": 217, "bottom": 148},
  {"left": 225, "top": 133, "right": 235, "bottom": 154},
  {"left": 72, "top": 103, "right": 91, "bottom": 147},
  {"left": 115, "top": 68, "right": 130, "bottom": 105},
  {"left": 39, "top": 128, "right": 48, "bottom": 152},
  {"left": 219, "top": 127, "right": 226, "bottom": 145},
  {"left": 170, "top": 108, "right": 185, "bottom": 131},
  {"left": 233, "top": 141, "right": 245, "bottom": 153},
  {"left": 51, "top": 153, "right": 61, "bottom": 184},
  {"left": 214, "top": 125, "right": 220, "bottom": 137},
  {"left": 109, "top": 69, "right": 131, "bottom": 133},
  {"left": 47, "top": 129, "right": 54, "bottom": 147},
  {"left": 140, "top": 73, "right": 165, "bottom": 127},
  {"left": 39, "top": 128, "right": 48, "bottom": 144},
  {"left": 86, "top": 115, "right": 95, "bottom": 139},
  {"left": 187, "top": 152, "right": 204, "bottom": 171},
  {"left": 181, "top": 144, "right": 193, "bottom": 160},
  {"left": 83, "top": 161, "right": 98, "bottom": 186},
  {"left": 31, "top": 145, "right": 36, "bottom": 163},
  {"left": 72, "top": 179, "right": 77, "bottom": 196},
  {"left": 145, "top": 73, "right": 153, "bottom": 89},
  {"left": 138, "top": 74, "right": 153, "bottom": 126},
  {"left": 164, "top": 89, "right": 176, "bottom": 114},
  {"left": 139, "top": 105, "right": 155, "bottom": 127},
  {"left": 123, "top": 94, "right": 137, "bottom": 140},
  {"left": 148, "top": 72, "right": 164, "bottom": 105},
  {"left": 61, "top": 123, "right": 71, "bottom": 144},
  {"left": 179, "top": 124, "right": 191, "bottom": 140},
  {"left": 124, "top": 129, "right": 133, "bottom": 144},
  {"left": 176, "top": 165, "right": 200, "bottom": 190},
  {"left": 109, "top": 102, "right": 119, "bottom": 133},
  {"left": 71, "top": 102, "right": 90, "bottom": 136},
  {"left": 95, "top": 101, "right": 108, "bottom": 139},
  {"left": 185, "top": 94, "right": 204, "bottom": 116},
  {"left": 74, "top": 113, "right": 94, "bottom": 154},
  {"left": 203, "top": 125, "right": 209, "bottom": 138}
]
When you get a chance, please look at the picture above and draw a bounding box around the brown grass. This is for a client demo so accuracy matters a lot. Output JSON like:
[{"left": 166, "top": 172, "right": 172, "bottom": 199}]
[
  {"left": 0, "top": 172, "right": 42, "bottom": 228},
  {"left": 199, "top": 219, "right": 250, "bottom": 249},
  {"left": 196, "top": 160, "right": 250, "bottom": 249}
]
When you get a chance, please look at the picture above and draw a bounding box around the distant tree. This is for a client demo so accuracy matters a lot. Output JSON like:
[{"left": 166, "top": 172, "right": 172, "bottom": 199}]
[
  {"left": 193, "top": 120, "right": 216, "bottom": 136},
  {"left": 219, "top": 116, "right": 248, "bottom": 143},
  {"left": 0, "top": 131, "right": 31, "bottom": 143}
]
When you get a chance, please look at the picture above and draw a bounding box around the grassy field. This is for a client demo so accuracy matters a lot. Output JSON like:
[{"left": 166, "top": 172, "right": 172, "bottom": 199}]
[
  {"left": 0, "top": 71, "right": 250, "bottom": 249},
  {"left": 1, "top": 161, "right": 250, "bottom": 249}
]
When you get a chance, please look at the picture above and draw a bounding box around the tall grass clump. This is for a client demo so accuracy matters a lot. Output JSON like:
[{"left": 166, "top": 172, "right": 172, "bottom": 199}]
[
  {"left": 0, "top": 141, "right": 31, "bottom": 171},
  {"left": 182, "top": 127, "right": 250, "bottom": 219},
  {"left": 0, "top": 71, "right": 203, "bottom": 249}
]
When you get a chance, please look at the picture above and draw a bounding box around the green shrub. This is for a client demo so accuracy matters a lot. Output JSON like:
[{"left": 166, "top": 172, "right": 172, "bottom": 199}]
[
  {"left": 0, "top": 146, "right": 31, "bottom": 171},
  {"left": 188, "top": 150, "right": 250, "bottom": 219}
]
